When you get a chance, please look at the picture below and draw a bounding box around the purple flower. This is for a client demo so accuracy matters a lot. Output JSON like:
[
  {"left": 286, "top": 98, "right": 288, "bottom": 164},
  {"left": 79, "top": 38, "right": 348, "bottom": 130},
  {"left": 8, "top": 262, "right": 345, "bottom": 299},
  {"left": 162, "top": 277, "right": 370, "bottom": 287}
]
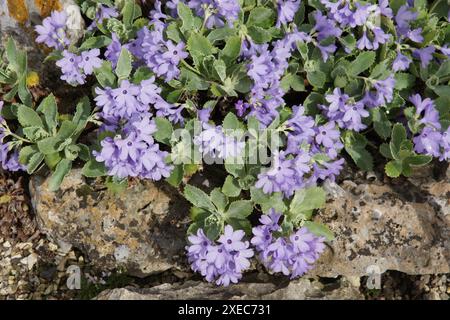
[
  {"left": 186, "top": 225, "right": 253, "bottom": 287},
  {"left": 440, "top": 127, "right": 450, "bottom": 161},
  {"left": 341, "top": 101, "right": 370, "bottom": 131},
  {"left": 313, "top": 11, "right": 342, "bottom": 41},
  {"left": 407, "top": 28, "right": 423, "bottom": 43},
  {"left": 79, "top": 49, "right": 103, "bottom": 75},
  {"left": 372, "top": 75, "right": 395, "bottom": 106},
  {"left": 255, "top": 151, "right": 300, "bottom": 197},
  {"left": 56, "top": 50, "right": 80, "bottom": 74},
  {"left": 413, "top": 46, "right": 435, "bottom": 68},
  {"left": 316, "top": 122, "right": 340, "bottom": 148},
  {"left": 154, "top": 99, "right": 185, "bottom": 124},
  {"left": 142, "top": 25, "right": 188, "bottom": 82},
  {"left": 35, "top": 10, "right": 69, "bottom": 50},
  {"left": 218, "top": 225, "right": 247, "bottom": 251},
  {"left": 56, "top": 51, "right": 86, "bottom": 85},
  {"left": 194, "top": 123, "right": 244, "bottom": 160},
  {"left": 105, "top": 33, "right": 123, "bottom": 68},
  {"left": 139, "top": 77, "right": 162, "bottom": 105},
  {"left": 371, "top": 27, "right": 390, "bottom": 50},
  {"left": 111, "top": 80, "right": 144, "bottom": 118},
  {"left": 378, "top": 0, "right": 393, "bottom": 18},
  {"left": 395, "top": 5, "right": 417, "bottom": 35},
  {"left": 317, "top": 44, "right": 337, "bottom": 62},
  {"left": 409, "top": 94, "right": 441, "bottom": 129},
  {"left": 88, "top": 5, "right": 119, "bottom": 30},
  {"left": 251, "top": 211, "right": 326, "bottom": 279},
  {"left": 357, "top": 31, "right": 373, "bottom": 50},
  {"left": 94, "top": 115, "right": 173, "bottom": 181},
  {"left": 277, "top": 0, "right": 300, "bottom": 27},
  {"left": 413, "top": 126, "right": 442, "bottom": 157},
  {"left": 392, "top": 52, "right": 412, "bottom": 71}
]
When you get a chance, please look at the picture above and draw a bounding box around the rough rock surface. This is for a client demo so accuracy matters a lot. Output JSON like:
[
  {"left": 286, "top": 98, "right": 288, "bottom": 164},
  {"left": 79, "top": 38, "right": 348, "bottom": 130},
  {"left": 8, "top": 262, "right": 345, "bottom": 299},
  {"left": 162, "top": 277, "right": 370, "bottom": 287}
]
[
  {"left": 311, "top": 174, "right": 450, "bottom": 277},
  {"left": 29, "top": 169, "right": 190, "bottom": 277},
  {"left": 95, "top": 278, "right": 364, "bottom": 300},
  {"left": 0, "top": 0, "right": 83, "bottom": 69}
]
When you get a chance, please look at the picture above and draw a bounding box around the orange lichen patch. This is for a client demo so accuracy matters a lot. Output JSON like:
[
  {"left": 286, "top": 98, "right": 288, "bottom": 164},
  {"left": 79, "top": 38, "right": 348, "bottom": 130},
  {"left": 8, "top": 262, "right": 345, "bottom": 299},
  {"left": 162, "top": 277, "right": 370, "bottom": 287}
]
[
  {"left": 7, "top": 0, "right": 29, "bottom": 23},
  {"left": 34, "top": 0, "right": 62, "bottom": 17}
]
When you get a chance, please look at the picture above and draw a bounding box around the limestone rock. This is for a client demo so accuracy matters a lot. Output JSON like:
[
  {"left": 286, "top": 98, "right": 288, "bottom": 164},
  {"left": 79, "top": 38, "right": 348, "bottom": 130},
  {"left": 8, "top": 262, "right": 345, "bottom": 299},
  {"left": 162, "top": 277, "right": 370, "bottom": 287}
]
[
  {"left": 0, "top": 0, "right": 83, "bottom": 70},
  {"left": 95, "top": 278, "right": 363, "bottom": 300},
  {"left": 311, "top": 177, "right": 450, "bottom": 278},
  {"left": 29, "top": 169, "right": 190, "bottom": 277}
]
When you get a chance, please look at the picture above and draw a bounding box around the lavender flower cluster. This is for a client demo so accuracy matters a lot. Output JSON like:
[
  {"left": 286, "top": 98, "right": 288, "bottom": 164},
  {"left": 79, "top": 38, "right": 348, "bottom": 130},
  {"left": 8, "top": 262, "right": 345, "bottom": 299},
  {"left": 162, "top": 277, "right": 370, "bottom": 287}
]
[
  {"left": 410, "top": 95, "right": 450, "bottom": 161},
  {"left": 251, "top": 210, "right": 325, "bottom": 278},
  {"left": 256, "top": 106, "right": 344, "bottom": 198},
  {"left": 94, "top": 114, "right": 172, "bottom": 180},
  {"left": 35, "top": 11, "right": 70, "bottom": 50},
  {"left": 56, "top": 49, "right": 103, "bottom": 85},
  {"left": 186, "top": 225, "right": 254, "bottom": 286}
]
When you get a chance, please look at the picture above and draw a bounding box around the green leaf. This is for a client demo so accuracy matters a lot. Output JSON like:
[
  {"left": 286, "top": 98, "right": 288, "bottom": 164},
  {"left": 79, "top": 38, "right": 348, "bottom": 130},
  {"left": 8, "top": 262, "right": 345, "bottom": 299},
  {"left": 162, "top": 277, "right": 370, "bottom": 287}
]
[
  {"left": 246, "top": 7, "right": 275, "bottom": 28},
  {"left": 6, "top": 38, "right": 18, "bottom": 72},
  {"left": 380, "top": 143, "right": 394, "bottom": 159},
  {"left": 385, "top": 160, "right": 402, "bottom": 178},
  {"left": 73, "top": 97, "right": 91, "bottom": 131},
  {"left": 154, "top": 117, "right": 173, "bottom": 145},
  {"left": 207, "top": 27, "right": 236, "bottom": 43},
  {"left": 304, "top": 221, "right": 334, "bottom": 241},
  {"left": 405, "top": 155, "right": 432, "bottom": 167},
  {"left": 121, "top": 0, "right": 142, "bottom": 27},
  {"left": 394, "top": 73, "right": 415, "bottom": 90},
  {"left": 17, "top": 105, "right": 44, "bottom": 128},
  {"left": 95, "top": 61, "right": 116, "bottom": 88},
  {"left": 105, "top": 177, "right": 128, "bottom": 194},
  {"left": 371, "top": 108, "right": 392, "bottom": 139},
  {"left": 82, "top": 159, "right": 107, "bottom": 177},
  {"left": 19, "top": 145, "right": 38, "bottom": 165},
  {"left": 220, "top": 36, "right": 241, "bottom": 65},
  {"left": 307, "top": 70, "right": 326, "bottom": 88},
  {"left": 436, "top": 58, "right": 450, "bottom": 78},
  {"left": 390, "top": 123, "right": 407, "bottom": 159},
  {"left": 213, "top": 59, "right": 227, "bottom": 82},
  {"left": 210, "top": 188, "right": 228, "bottom": 213},
  {"left": 250, "top": 187, "right": 287, "bottom": 213},
  {"left": 177, "top": 2, "right": 199, "bottom": 32},
  {"left": 348, "top": 51, "right": 376, "bottom": 76},
  {"left": 225, "top": 200, "right": 253, "bottom": 219},
  {"left": 184, "top": 185, "right": 216, "bottom": 212},
  {"left": 115, "top": 48, "right": 133, "bottom": 80},
  {"left": 247, "top": 25, "right": 272, "bottom": 44},
  {"left": 36, "top": 94, "right": 58, "bottom": 133},
  {"left": 222, "top": 112, "right": 242, "bottom": 130},
  {"left": 26, "top": 152, "right": 44, "bottom": 174},
  {"left": 187, "top": 34, "right": 215, "bottom": 65},
  {"left": 166, "top": 164, "right": 183, "bottom": 187},
  {"left": 79, "top": 36, "right": 112, "bottom": 50},
  {"left": 290, "top": 187, "right": 326, "bottom": 214},
  {"left": 23, "top": 126, "right": 48, "bottom": 141},
  {"left": 433, "top": 85, "right": 450, "bottom": 98},
  {"left": 343, "top": 131, "right": 373, "bottom": 171},
  {"left": 281, "top": 73, "right": 305, "bottom": 92},
  {"left": 222, "top": 175, "right": 241, "bottom": 197},
  {"left": 204, "top": 215, "right": 223, "bottom": 240},
  {"left": 226, "top": 218, "right": 252, "bottom": 235},
  {"left": 48, "top": 159, "right": 72, "bottom": 192}
]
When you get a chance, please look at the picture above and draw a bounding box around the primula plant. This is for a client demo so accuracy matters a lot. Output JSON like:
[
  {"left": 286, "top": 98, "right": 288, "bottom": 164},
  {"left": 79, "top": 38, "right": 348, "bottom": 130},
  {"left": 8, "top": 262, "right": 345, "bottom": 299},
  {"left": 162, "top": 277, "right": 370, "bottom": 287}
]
[{"left": 0, "top": 0, "right": 449, "bottom": 286}]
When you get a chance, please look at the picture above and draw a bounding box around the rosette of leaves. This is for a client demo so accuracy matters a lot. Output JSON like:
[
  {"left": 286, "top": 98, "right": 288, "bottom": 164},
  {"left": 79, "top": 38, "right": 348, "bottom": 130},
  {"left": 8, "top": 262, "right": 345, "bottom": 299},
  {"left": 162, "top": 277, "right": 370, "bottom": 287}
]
[
  {"left": 185, "top": 181, "right": 333, "bottom": 241},
  {"left": 0, "top": 39, "right": 32, "bottom": 106},
  {"left": 16, "top": 95, "right": 93, "bottom": 191}
]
